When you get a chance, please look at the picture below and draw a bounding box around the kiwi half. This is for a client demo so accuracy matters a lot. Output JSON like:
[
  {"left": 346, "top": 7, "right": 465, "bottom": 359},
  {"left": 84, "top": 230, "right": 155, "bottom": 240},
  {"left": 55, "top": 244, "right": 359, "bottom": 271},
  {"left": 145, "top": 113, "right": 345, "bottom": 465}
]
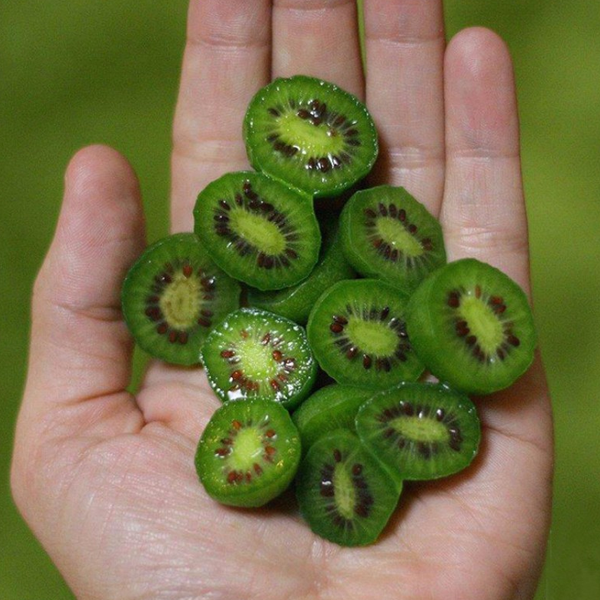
[
  {"left": 193, "top": 172, "right": 320, "bottom": 291},
  {"left": 296, "top": 430, "right": 400, "bottom": 546},
  {"left": 195, "top": 399, "right": 301, "bottom": 507},
  {"left": 340, "top": 186, "right": 446, "bottom": 292},
  {"left": 356, "top": 383, "right": 481, "bottom": 482},
  {"left": 406, "top": 259, "right": 536, "bottom": 395},
  {"left": 244, "top": 75, "right": 378, "bottom": 198},
  {"left": 201, "top": 308, "right": 317, "bottom": 410},
  {"left": 121, "top": 233, "right": 240, "bottom": 365},
  {"left": 307, "top": 279, "right": 424, "bottom": 389}
]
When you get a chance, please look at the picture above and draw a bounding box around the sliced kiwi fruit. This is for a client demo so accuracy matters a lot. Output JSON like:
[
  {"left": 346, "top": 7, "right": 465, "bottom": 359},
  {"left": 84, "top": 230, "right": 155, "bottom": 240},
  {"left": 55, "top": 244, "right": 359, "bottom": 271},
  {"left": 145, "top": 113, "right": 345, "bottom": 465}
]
[
  {"left": 307, "top": 279, "right": 424, "bottom": 389},
  {"left": 193, "top": 171, "right": 320, "bottom": 291},
  {"left": 292, "top": 384, "right": 375, "bottom": 454},
  {"left": 406, "top": 258, "right": 536, "bottom": 395},
  {"left": 340, "top": 185, "right": 446, "bottom": 292},
  {"left": 244, "top": 75, "right": 378, "bottom": 198},
  {"left": 247, "top": 216, "right": 355, "bottom": 323},
  {"left": 356, "top": 383, "right": 480, "bottom": 482},
  {"left": 195, "top": 399, "right": 301, "bottom": 507},
  {"left": 201, "top": 308, "right": 317, "bottom": 410},
  {"left": 121, "top": 233, "right": 240, "bottom": 365},
  {"left": 295, "top": 430, "right": 400, "bottom": 546}
]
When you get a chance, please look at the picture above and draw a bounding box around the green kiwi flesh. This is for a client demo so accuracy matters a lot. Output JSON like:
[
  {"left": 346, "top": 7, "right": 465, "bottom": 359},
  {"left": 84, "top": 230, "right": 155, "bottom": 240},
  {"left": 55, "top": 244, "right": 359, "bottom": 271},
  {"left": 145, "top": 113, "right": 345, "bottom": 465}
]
[
  {"left": 121, "top": 233, "right": 240, "bottom": 365},
  {"left": 201, "top": 308, "right": 317, "bottom": 410},
  {"left": 292, "top": 384, "right": 375, "bottom": 453},
  {"left": 193, "top": 171, "right": 320, "bottom": 291},
  {"left": 340, "top": 185, "right": 446, "bottom": 292},
  {"left": 356, "top": 383, "right": 481, "bottom": 482},
  {"left": 244, "top": 75, "right": 378, "bottom": 198},
  {"left": 406, "top": 259, "right": 536, "bottom": 395},
  {"left": 296, "top": 430, "right": 400, "bottom": 546},
  {"left": 195, "top": 399, "right": 301, "bottom": 507},
  {"left": 307, "top": 279, "right": 424, "bottom": 389}
]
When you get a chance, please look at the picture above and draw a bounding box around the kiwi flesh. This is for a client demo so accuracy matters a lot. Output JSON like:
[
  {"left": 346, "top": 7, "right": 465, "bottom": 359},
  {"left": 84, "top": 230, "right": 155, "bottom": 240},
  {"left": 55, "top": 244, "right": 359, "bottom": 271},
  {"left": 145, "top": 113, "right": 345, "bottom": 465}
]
[
  {"left": 201, "top": 308, "right": 317, "bottom": 410},
  {"left": 296, "top": 430, "right": 400, "bottom": 546},
  {"left": 195, "top": 399, "right": 301, "bottom": 507},
  {"left": 340, "top": 185, "right": 446, "bottom": 292},
  {"left": 406, "top": 259, "right": 536, "bottom": 395},
  {"left": 193, "top": 171, "right": 320, "bottom": 291},
  {"left": 292, "top": 384, "right": 375, "bottom": 454},
  {"left": 121, "top": 233, "right": 240, "bottom": 365},
  {"left": 307, "top": 279, "right": 424, "bottom": 389},
  {"left": 244, "top": 75, "right": 378, "bottom": 198},
  {"left": 356, "top": 383, "right": 481, "bottom": 482}
]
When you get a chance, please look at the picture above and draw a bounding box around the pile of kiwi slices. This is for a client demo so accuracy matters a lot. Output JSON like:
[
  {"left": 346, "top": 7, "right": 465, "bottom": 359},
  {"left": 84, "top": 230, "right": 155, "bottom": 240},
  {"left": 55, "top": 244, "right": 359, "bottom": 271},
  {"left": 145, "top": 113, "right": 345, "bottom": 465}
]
[{"left": 121, "top": 75, "right": 536, "bottom": 547}]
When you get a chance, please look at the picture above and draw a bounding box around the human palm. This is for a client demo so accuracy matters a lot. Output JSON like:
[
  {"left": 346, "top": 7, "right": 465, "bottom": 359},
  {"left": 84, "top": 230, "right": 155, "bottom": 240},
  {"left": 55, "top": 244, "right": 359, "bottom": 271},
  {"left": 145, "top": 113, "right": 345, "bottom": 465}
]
[{"left": 12, "top": 1, "right": 553, "bottom": 599}]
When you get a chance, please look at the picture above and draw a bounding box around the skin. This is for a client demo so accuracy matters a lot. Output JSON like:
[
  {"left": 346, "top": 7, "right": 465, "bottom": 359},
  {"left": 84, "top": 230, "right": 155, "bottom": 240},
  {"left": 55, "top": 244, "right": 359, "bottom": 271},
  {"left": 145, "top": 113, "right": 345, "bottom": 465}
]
[{"left": 11, "top": 1, "right": 553, "bottom": 599}]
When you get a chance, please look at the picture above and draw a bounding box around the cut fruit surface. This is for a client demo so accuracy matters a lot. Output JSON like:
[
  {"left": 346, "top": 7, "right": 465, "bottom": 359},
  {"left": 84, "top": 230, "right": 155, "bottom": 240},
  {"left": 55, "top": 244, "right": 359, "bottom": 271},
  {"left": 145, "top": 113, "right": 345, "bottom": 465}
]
[
  {"left": 121, "top": 233, "right": 240, "bottom": 365},
  {"left": 195, "top": 399, "right": 301, "bottom": 507},
  {"left": 244, "top": 76, "right": 378, "bottom": 198},
  {"left": 201, "top": 308, "right": 317, "bottom": 409}
]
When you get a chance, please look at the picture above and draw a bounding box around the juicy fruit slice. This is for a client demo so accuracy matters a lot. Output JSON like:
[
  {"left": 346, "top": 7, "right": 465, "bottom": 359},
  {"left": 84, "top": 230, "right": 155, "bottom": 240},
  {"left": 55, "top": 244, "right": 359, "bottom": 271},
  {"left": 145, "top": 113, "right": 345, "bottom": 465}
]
[
  {"left": 195, "top": 399, "right": 301, "bottom": 507},
  {"left": 406, "top": 259, "right": 536, "bottom": 395},
  {"left": 201, "top": 308, "right": 317, "bottom": 410},
  {"left": 244, "top": 75, "right": 378, "bottom": 198},
  {"left": 307, "top": 279, "right": 424, "bottom": 389},
  {"left": 296, "top": 430, "right": 400, "bottom": 546},
  {"left": 121, "top": 233, "right": 240, "bottom": 365},
  {"left": 194, "top": 172, "right": 320, "bottom": 291},
  {"left": 247, "top": 217, "right": 355, "bottom": 323},
  {"left": 340, "top": 186, "right": 446, "bottom": 291},
  {"left": 292, "top": 385, "right": 375, "bottom": 453},
  {"left": 356, "top": 383, "right": 481, "bottom": 482}
]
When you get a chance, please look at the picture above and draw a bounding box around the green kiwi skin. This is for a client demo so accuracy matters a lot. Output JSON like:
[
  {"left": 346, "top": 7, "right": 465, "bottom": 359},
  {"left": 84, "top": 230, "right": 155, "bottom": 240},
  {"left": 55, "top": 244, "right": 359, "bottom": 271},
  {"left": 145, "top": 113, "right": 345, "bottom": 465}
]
[
  {"left": 355, "top": 382, "right": 481, "bottom": 483},
  {"left": 195, "top": 399, "right": 301, "bottom": 507},
  {"left": 121, "top": 233, "right": 240, "bottom": 366},
  {"left": 340, "top": 185, "right": 446, "bottom": 293},
  {"left": 406, "top": 259, "right": 536, "bottom": 395},
  {"left": 244, "top": 75, "right": 378, "bottom": 199},
  {"left": 247, "top": 218, "right": 356, "bottom": 324},
  {"left": 292, "top": 384, "right": 375, "bottom": 454}
]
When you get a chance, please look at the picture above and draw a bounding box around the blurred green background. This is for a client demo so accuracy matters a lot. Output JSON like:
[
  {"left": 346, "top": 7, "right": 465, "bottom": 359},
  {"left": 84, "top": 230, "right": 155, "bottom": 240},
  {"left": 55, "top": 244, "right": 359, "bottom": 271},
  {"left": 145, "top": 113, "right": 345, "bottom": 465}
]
[{"left": 1, "top": 1, "right": 599, "bottom": 598}]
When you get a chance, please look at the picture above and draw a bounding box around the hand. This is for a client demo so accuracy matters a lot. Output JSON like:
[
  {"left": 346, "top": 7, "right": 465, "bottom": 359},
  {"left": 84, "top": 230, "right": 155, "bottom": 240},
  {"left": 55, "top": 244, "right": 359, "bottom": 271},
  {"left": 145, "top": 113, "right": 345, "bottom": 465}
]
[{"left": 11, "top": 1, "right": 553, "bottom": 598}]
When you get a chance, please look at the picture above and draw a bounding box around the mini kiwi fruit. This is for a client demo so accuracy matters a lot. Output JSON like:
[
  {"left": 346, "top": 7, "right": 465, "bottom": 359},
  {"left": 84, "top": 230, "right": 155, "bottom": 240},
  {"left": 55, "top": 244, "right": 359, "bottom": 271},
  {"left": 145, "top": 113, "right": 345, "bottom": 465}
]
[
  {"left": 406, "top": 258, "right": 536, "bottom": 395},
  {"left": 195, "top": 399, "right": 301, "bottom": 507},
  {"left": 307, "top": 279, "right": 424, "bottom": 389},
  {"left": 340, "top": 185, "right": 446, "bottom": 292},
  {"left": 244, "top": 75, "right": 378, "bottom": 198},
  {"left": 295, "top": 430, "right": 400, "bottom": 546},
  {"left": 356, "top": 382, "right": 481, "bottom": 482},
  {"left": 201, "top": 308, "right": 317, "bottom": 410},
  {"left": 121, "top": 233, "right": 240, "bottom": 365},
  {"left": 193, "top": 171, "right": 320, "bottom": 291}
]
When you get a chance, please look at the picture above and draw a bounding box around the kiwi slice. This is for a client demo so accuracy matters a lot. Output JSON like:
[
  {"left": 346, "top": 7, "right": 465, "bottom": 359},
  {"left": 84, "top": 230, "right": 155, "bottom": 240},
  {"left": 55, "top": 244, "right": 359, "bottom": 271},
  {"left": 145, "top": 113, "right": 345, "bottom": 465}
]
[
  {"left": 195, "top": 399, "right": 301, "bottom": 507},
  {"left": 356, "top": 383, "right": 481, "bottom": 482},
  {"left": 307, "top": 279, "right": 424, "bottom": 389},
  {"left": 292, "top": 384, "right": 375, "bottom": 453},
  {"left": 244, "top": 75, "right": 378, "bottom": 198},
  {"left": 406, "top": 259, "right": 536, "bottom": 395},
  {"left": 121, "top": 233, "right": 240, "bottom": 365},
  {"left": 296, "top": 430, "right": 400, "bottom": 546},
  {"left": 340, "top": 186, "right": 446, "bottom": 292},
  {"left": 201, "top": 308, "right": 317, "bottom": 409},
  {"left": 193, "top": 172, "right": 320, "bottom": 291},
  {"left": 247, "top": 217, "right": 355, "bottom": 323}
]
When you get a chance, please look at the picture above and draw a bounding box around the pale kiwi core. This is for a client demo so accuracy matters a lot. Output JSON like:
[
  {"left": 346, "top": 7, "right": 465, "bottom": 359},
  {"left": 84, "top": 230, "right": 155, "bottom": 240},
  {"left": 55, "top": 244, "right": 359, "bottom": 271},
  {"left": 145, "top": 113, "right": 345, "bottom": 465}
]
[
  {"left": 159, "top": 272, "right": 201, "bottom": 329},
  {"left": 376, "top": 218, "right": 423, "bottom": 257},
  {"left": 458, "top": 295, "right": 505, "bottom": 353},
  {"left": 230, "top": 210, "right": 286, "bottom": 255},
  {"left": 346, "top": 319, "right": 398, "bottom": 356},
  {"left": 277, "top": 112, "right": 346, "bottom": 155},
  {"left": 333, "top": 464, "right": 357, "bottom": 520}
]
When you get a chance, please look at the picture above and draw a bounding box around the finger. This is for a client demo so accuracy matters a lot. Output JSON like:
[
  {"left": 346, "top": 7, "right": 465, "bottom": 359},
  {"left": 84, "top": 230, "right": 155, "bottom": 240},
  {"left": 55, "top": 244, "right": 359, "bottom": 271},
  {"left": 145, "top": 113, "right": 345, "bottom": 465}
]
[
  {"left": 171, "top": 0, "right": 272, "bottom": 231},
  {"left": 20, "top": 145, "right": 146, "bottom": 438},
  {"left": 271, "top": 0, "right": 363, "bottom": 98},
  {"left": 364, "top": 0, "right": 446, "bottom": 213}
]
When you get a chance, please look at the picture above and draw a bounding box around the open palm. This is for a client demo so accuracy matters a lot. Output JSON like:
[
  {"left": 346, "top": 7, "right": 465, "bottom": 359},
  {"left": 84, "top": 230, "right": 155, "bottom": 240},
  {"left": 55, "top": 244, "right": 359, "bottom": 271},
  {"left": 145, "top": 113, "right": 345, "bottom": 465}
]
[{"left": 12, "top": 1, "right": 553, "bottom": 598}]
